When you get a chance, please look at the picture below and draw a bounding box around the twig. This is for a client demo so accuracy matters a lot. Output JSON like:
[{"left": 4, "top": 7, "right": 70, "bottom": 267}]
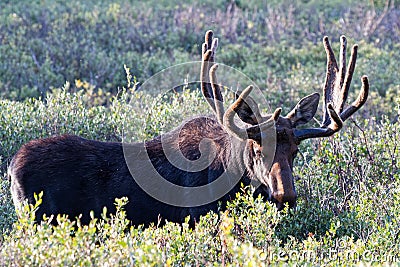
[{"left": 352, "top": 119, "right": 374, "bottom": 163}]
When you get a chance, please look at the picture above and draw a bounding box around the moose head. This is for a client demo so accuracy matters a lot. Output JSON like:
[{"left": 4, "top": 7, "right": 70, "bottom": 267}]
[{"left": 200, "top": 31, "right": 369, "bottom": 210}]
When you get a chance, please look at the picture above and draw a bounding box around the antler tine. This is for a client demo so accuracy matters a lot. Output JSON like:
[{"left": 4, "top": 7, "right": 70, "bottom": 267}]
[
  {"left": 322, "top": 36, "right": 361, "bottom": 127},
  {"left": 204, "top": 30, "right": 218, "bottom": 62},
  {"left": 202, "top": 42, "right": 207, "bottom": 59},
  {"left": 201, "top": 51, "right": 216, "bottom": 112},
  {"left": 209, "top": 64, "right": 224, "bottom": 124},
  {"left": 205, "top": 30, "right": 213, "bottom": 56},
  {"left": 200, "top": 30, "right": 219, "bottom": 112},
  {"left": 322, "top": 36, "right": 339, "bottom": 126},
  {"left": 340, "top": 43, "right": 358, "bottom": 112},
  {"left": 210, "top": 38, "right": 218, "bottom": 61},
  {"left": 223, "top": 86, "right": 254, "bottom": 140},
  {"left": 294, "top": 36, "right": 368, "bottom": 141},
  {"left": 223, "top": 86, "right": 281, "bottom": 140},
  {"left": 338, "top": 35, "right": 347, "bottom": 89},
  {"left": 340, "top": 75, "right": 369, "bottom": 121}
]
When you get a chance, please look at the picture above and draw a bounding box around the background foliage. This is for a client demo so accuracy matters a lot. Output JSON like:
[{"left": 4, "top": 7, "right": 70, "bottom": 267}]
[{"left": 0, "top": 0, "right": 399, "bottom": 265}]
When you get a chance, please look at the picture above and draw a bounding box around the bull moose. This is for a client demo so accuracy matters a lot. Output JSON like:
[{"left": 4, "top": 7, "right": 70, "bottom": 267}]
[{"left": 9, "top": 31, "right": 368, "bottom": 226}]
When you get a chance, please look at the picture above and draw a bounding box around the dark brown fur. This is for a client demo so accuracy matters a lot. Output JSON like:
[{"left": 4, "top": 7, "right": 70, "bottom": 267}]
[{"left": 9, "top": 116, "right": 269, "bottom": 226}]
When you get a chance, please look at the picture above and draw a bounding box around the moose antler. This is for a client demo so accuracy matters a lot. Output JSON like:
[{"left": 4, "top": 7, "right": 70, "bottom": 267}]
[
  {"left": 294, "top": 36, "right": 369, "bottom": 140},
  {"left": 200, "top": 30, "right": 281, "bottom": 140},
  {"left": 201, "top": 30, "right": 220, "bottom": 114}
]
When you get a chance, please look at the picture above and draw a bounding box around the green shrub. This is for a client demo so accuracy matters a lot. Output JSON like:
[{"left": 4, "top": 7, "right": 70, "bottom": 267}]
[
  {"left": 0, "top": 0, "right": 398, "bottom": 99},
  {"left": 0, "top": 89, "right": 399, "bottom": 265},
  {"left": 0, "top": 0, "right": 399, "bottom": 265}
]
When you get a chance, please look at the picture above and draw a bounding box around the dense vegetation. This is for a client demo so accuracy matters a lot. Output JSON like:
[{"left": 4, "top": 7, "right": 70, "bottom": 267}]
[{"left": 0, "top": 0, "right": 399, "bottom": 265}]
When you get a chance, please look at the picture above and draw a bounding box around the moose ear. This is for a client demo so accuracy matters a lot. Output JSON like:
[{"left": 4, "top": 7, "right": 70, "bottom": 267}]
[
  {"left": 233, "top": 92, "right": 262, "bottom": 125},
  {"left": 286, "top": 93, "right": 320, "bottom": 127}
]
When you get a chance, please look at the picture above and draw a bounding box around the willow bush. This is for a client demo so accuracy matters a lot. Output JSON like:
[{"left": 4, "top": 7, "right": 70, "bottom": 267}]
[{"left": 0, "top": 0, "right": 399, "bottom": 265}]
